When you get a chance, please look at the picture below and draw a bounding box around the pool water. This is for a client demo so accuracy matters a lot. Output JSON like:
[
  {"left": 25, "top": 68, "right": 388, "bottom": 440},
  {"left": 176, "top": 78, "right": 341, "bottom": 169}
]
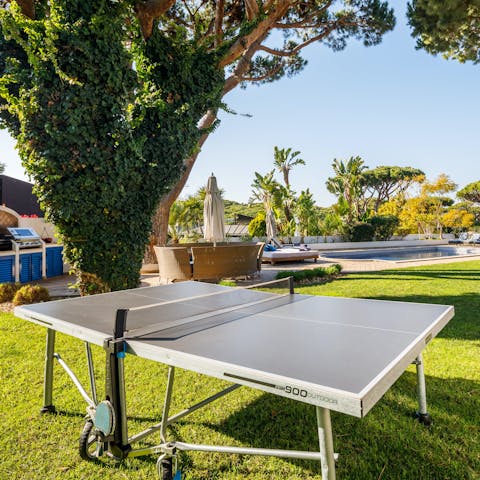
[{"left": 322, "top": 246, "right": 478, "bottom": 262}]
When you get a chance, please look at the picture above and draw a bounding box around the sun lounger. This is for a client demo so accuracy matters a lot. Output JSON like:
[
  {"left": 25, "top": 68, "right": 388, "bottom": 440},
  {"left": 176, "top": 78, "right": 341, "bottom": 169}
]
[
  {"left": 467, "top": 233, "right": 480, "bottom": 245},
  {"left": 262, "top": 246, "right": 319, "bottom": 264},
  {"left": 448, "top": 232, "right": 471, "bottom": 244}
]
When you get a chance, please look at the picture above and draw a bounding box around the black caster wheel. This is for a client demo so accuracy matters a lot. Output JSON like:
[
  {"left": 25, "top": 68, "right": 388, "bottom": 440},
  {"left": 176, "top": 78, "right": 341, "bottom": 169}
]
[
  {"left": 79, "top": 420, "right": 105, "bottom": 461},
  {"left": 415, "top": 412, "right": 432, "bottom": 426}
]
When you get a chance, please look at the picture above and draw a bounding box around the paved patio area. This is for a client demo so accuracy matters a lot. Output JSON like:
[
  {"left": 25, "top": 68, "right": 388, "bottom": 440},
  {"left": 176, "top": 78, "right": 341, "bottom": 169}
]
[{"left": 30, "top": 250, "right": 480, "bottom": 298}]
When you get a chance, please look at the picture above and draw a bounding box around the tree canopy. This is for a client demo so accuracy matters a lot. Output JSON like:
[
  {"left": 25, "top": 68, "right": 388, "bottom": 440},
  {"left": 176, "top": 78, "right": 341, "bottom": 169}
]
[
  {"left": 457, "top": 180, "right": 480, "bottom": 204},
  {"left": 0, "top": 1, "right": 224, "bottom": 292},
  {"left": 361, "top": 165, "right": 424, "bottom": 212},
  {"left": 407, "top": 0, "right": 480, "bottom": 63},
  {"left": 0, "top": 0, "right": 396, "bottom": 290}
]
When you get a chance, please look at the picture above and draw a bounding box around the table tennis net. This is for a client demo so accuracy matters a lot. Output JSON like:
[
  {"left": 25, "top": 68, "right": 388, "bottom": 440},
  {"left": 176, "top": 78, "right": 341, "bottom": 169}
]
[{"left": 122, "top": 278, "right": 294, "bottom": 341}]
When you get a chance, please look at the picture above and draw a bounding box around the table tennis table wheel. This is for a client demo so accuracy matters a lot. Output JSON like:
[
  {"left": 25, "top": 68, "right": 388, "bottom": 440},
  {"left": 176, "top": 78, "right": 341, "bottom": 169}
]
[{"left": 79, "top": 420, "right": 105, "bottom": 461}]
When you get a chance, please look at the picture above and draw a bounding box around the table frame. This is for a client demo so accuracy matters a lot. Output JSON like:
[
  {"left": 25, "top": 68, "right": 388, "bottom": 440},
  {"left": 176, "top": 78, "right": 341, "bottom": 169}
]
[{"left": 37, "top": 282, "right": 435, "bottom": 480}]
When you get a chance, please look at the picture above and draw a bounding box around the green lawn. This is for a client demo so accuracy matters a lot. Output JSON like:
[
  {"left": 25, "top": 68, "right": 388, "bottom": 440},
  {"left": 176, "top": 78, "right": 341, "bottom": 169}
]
[{"left": 1, "top": 261, "right": 479, "bottom": 479}]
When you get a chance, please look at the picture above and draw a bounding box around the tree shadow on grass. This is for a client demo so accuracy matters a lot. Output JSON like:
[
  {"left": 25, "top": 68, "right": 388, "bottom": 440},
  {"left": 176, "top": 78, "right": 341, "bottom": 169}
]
[
  {"left": 313, "top": 281, "right": 479, "bottom": 340},
  {"left": 341, "top": 264, "right": 480, "bottom": 280},
  {"left": 184, "top": 372, "right": 480, "bottom": 479},
  {"left": 366, "top": 292, "right": 478, "bottom": 341}
]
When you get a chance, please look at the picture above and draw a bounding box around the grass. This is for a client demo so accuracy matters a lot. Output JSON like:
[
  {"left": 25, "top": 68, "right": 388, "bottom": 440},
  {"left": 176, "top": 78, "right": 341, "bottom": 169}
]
[{"left": 1, "top": 260, "right": 479, "bottom": 479}]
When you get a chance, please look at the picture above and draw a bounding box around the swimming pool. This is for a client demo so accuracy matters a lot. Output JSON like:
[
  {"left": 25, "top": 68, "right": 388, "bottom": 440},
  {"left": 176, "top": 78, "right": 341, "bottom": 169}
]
[{"left": 321, "top": 246, "right": 479, "bottom": 262}]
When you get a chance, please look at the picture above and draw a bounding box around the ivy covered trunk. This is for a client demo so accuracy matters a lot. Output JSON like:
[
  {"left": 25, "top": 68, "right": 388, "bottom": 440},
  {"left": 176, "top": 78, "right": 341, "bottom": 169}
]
[{"left": 0, "top": 1, "right": 223, "bottom": 292}]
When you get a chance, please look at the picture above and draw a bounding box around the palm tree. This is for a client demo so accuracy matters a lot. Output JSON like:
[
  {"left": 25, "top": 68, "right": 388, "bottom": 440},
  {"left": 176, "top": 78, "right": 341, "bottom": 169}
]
[
  {"left": 326, "top": 156, "right": 367, "bottom": 222},
  {"left": 250, "top": 170, "right": 283, "bottom": 212},
  {"left": 273, "top": 146, "right": 305, "bottom": 188},
  {"left": 273, "top": 147, "right": 305, "bottom": 222}
]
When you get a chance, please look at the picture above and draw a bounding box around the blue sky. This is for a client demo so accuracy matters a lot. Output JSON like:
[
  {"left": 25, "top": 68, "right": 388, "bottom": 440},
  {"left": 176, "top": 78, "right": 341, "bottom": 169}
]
[{"left": 2, "top": 0, "right": 479, "bottom": 207}]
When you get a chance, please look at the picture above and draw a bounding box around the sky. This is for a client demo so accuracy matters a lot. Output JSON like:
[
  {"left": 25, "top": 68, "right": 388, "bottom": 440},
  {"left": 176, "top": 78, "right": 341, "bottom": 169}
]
[{"left": 1, "top": 0, "right": 479, "bottom": 207}]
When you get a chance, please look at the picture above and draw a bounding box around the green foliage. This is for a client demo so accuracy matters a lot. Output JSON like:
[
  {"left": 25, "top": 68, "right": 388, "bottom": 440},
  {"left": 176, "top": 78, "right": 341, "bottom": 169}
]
[
  {"left": 12, "top": 284, "right": 50, "bottom": 306},
  {"left": 224, "top": 200, "right": 262, "bottom": 223},
  {"left": 0, "top": 282, "right": 20, "bottom": 302},
  {"left": 361, "top": 165, "right": 425, "bottom": 212},
  {"left": 248, "top": 211, "right": 266, "bottom": 237},
  {"left": 169, "top": 195, "right": 204, "bottom": 242},
  {"left": 407, "top": 0, "right": 480, "bottom": 63},
  {"left": 295, "top": 189, "right": 321, "bottom": 236},
  {"left": 368, "top": 214, "right": 399, "bottom": 241},
  {"left": 273, "top": 146, "right": 305, "bottom": 187},
  {"left": 240, "top": 0, "right": 395, "bottom": 88},
  {"left": 275, "top": 264, "right": 342, "bottom": 283},
  {"left": 320, "top": 211, "right": 343, "bottom": 236},
  {"left": 0, "top": 2, "right": 224, "bottom": 292},
  {"left": 344, "top": 222, "right": 375, "bottom": 242},
  {"left": 326, "top": 156, "right": 368, "bottom": 223},
  {"left": 457, "top": 180, "right": 480, "bottom": 204}
]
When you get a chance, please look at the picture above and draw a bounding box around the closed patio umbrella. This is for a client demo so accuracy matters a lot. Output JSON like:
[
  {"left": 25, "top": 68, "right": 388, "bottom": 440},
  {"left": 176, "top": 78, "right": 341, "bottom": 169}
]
[
  {"left": 203, "top": 173, "right": 225, "bottom": 243},
  {"left": 265, "top": 208, "right": 277, "bottom": 241}
]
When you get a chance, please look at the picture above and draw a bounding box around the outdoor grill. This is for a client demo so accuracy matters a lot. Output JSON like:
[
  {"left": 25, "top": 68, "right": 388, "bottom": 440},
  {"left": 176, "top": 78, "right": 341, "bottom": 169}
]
[{"left": 7, "top": 227, "right": 43, "bottom": 249}]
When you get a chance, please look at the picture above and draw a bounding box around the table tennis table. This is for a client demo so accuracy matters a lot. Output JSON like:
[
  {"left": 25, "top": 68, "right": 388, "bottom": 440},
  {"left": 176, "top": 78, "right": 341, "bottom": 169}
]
[{"left": 14, "top": 279, "right": 454, "bottom": 479}]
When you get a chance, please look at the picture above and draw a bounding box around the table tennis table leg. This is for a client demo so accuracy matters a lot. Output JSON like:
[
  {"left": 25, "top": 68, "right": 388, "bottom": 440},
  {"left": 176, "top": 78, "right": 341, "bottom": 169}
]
[
  {"left": 414, "top": 353, "right": 432, "bottom": 425},
  {"left": 316, "top": 406, "right": 336, "bottom": 480},
  {"left": 40, "top": 328, "right": 56, "bottom": 414},
  {"left": 160, "top": 366, "right": 175, "bottom": 442}
]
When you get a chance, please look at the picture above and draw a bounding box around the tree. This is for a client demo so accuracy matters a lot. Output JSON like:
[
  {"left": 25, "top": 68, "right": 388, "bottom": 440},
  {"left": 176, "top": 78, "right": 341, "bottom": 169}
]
[
  {"left": 441, "top": 209, "right": 474, "bottom": 234},
  {"left": 250, "top": 170, "right": 283, "bottom": 215},
  {"left": 421, "top": 174, "right": 457, "bottom": 238},
  {"left": 273, "top": 146, "right": 304, "bottom": 223},
  {"left": 0, "top": 162, "right": 4, "bottom": 173},
  {"left": 168, "top": 195, "right": 204, "bottom": 242},
  {"left": 457, "top": 181, "right": 480, "bottom": 204},
  {"left": 398, "top": 196, "right": 436, "bottom": 237},
  {"left": 146, "top": 0, "right": 396, "bottom": 248},
  {"left": 407, "top": 0, "right": 480, "bottom": 63},
  {"left": 0, "top": 0, "right": 396, "bottom": 289},
  {"left": 0, "top": 0, "right": 395, "bottom": 280},
  {"left": 295, "top": 189, "right": 320, "bottom": 236},
  {"left": 361, "top": 166, "right": 424, "bottom": 212},
  {"left": 0, "top": 1, "right": 223, "bottom": 292},
  {"left": 397, "top": 174, "right": 458, "bottom": 238},
  {"left": 326, "top": 156, "right": 368, "bottom": 223},
  {"left": 273, "top": 147, "right": 305, "bottom": 188}
]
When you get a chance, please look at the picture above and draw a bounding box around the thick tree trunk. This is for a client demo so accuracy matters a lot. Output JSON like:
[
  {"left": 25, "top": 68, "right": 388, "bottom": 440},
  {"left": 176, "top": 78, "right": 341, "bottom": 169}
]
[
  {"left": 143, "top": 110, "right": 217, "bottom": 265},
  {"left": 142, "top": 32, "right": 269, "bottom": 267}
]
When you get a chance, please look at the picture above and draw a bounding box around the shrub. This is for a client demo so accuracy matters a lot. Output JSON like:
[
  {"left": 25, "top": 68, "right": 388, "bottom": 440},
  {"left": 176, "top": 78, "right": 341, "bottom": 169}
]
[
  {"left": 248, "top": 212, "right": 266, "bottom": 237},
  {"left": 344, "top": 222, "right": 375, "bottom": 242},
  {"left": 275, "top": 265, "right": 342, "bottom": 283},
  {"left": 325, "top": 264, "right": 342, "bottom": 275},
  {"left": 12, "top": 285, "right": 50, "bottom": 306},
  {"left": 369, "top": 215, "right": 399, "bottom": 241},
  {"left": 0, "top": 283, "right": 21, "bottom": 303}
]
